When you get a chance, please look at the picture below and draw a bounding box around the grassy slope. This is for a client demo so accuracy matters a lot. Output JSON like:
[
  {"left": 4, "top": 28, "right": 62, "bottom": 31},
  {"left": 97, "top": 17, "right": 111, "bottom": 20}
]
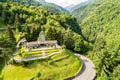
[
  {"left": 16, "top": 48, "right": 60, "bottom": 58},
  {"left": 0, "top": 49, "right": 81, "bottom": 80}
]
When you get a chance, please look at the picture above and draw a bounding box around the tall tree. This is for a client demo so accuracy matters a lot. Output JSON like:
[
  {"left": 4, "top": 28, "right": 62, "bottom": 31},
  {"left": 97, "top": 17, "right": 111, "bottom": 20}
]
[
  {"left": 6, "top": 26, "right": 16, "bottom": 43},
  {"left": 0, "top": 48, "right": 8, "bottom": 65},
  {"left": 15, "top": 13, "right": 20, "bottom": 23},
  {"left": 95, "top": 46, "right": 120, "bottom": 80},
  {"left": 74, "top": 34, "right": 83, "bottom": 52},
  {"left": 2, "top": 10, "right": 8, "bottom": 23},
  {"left": 63, "top": 28, "right": 74, "bottom": 49}
]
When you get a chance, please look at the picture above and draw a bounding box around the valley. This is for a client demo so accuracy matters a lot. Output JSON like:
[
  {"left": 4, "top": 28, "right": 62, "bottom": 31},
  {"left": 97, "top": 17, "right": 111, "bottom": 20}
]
[{"left": 0, "top": 0, "right": 120, "bottom": 80}]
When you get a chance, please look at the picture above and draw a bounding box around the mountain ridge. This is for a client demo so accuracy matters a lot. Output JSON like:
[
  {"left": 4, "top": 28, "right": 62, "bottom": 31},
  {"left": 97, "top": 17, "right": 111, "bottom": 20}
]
[
  {"left": 10, "top": 0, "right": 69, "bottom": 13},
  {"left": 65, "top": 0, "right": 93, "bottom": 12}
]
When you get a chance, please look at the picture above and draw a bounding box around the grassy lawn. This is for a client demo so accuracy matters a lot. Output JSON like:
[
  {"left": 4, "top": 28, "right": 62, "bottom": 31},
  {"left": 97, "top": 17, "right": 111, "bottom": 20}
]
[
  {"left": 25, "top": 50, "right": 42, "bottom": 55},
  {"left": 0, "top": 49, "right": 81, "bottom": 80},
  {"left": 16, "top": 50, "right": 43, "bottom": 58},
  {"left": 45, "top": 48, "right": 60, "bottom": 55}
]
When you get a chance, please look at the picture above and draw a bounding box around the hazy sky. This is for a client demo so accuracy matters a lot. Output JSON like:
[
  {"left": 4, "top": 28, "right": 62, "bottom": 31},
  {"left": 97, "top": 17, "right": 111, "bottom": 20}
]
[{"left": 45, "top": 0, "right": 88, "bottom": 7}]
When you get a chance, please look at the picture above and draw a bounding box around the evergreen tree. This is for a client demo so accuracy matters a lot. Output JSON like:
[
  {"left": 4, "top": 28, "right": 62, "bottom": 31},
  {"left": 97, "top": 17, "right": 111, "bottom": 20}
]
[
  {"left": 6, "top": 26, "right": 16, "bottom": 43},
  {"left": 15, "top": 13, "right": 20, "bottom": 23}
]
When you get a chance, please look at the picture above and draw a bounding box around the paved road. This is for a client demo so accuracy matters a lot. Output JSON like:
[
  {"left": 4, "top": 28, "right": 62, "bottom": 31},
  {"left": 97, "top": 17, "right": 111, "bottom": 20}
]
[
  {"left": 73, "top": 54, "right": 96, "bottom": 80},
  {"left": 14, "top": 51, "right": 96, "bottom": 80}
]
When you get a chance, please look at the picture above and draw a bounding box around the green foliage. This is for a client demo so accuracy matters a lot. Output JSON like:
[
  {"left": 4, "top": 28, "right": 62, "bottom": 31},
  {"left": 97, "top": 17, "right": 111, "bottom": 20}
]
[
  {"left": 6, "top": 26, "right": 16, "bottom": 43},
  {"left": 111, "top": 65, "right": 120, "bottom": 80},
  {"left": 36, "top": 71, "right": 41, "bottom": 79},
  {"left": 0, "top": 0, "right": 7, "bottom": 2},
  {"left": 72, "top": 0, "right": 108, "bottom": 23},
  {"left": 1, "top": 49, "right": 81, "bottom": 80},
  {"left": 0, "top": 31, "right": 16, "bottom": 68},
  {"left": 45, "top": 26, "right": 57, "bottom": 40},
  {"left": 0, "top": 58, "right": 5, "bottom": 74},
  {"left": 0, "top": 1, "right": 85, "bottom": 53},
  {"left": 78, "top": 0, "right": 120, "bottom": 79},
  {"left": 0, "top": 1, "right": 90, "bottom": 79},
  {"left": 80, "top": 1, "right": 120, "bottom": 43},
  {"left": 10, "top": 0, "right": 68, "bottom": 13},
  {"left": 0, "top": 34, "right": 15, "bottom": 49},
  {"left": 24, "top": 26, "right": 41, "bottom": 41},
  {"left": 63, "top": 28, "right": 74, "bottom": 49},
  {"left": 74, "top": 34, "right": 83, "bottom": 52},
  {"left": 29, "top": 71, "right": 41, "bottom": 80},
  {"left": 1, "top": 10, "right": 8, "bottom": 23}
]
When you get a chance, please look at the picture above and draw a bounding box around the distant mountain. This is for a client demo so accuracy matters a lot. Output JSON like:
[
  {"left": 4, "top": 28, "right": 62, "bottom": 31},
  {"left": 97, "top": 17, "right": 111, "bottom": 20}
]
[
  {"left": 80, "top": 0, "right": 120, "bottom": 42},
  {"left": 10, "top": 0, "right": 69, "bottom": 13},
  {"left": 71, "top": 0, "right": 105, "bottom": 23},
  {"left": 43, "top": 3, "right": 69, "bottom": 13},
  {"left": 65, "top": 4, "right": 75, "bottom": 11},
  {"left": 35, "top": 0, "right": 45, "bottom": 4},
  {"left": 65, "top": 0, "right": 93, "bottom": 12}
]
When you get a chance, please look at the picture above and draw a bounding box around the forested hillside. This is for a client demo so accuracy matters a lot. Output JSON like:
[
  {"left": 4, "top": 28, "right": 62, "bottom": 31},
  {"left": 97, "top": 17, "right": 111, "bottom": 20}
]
[
  {"left": 66, "top": 0, "right": 93, "bottom": 12},
  {"left": 77, "top": 0, "right": 120, "bottom": 80},
  {"left": 72, "top": 0, "right": 106, "bottom": 23},
  {"left": 0, "top": 1, "right": 90, "bottom": 79},
  {"left": 9, "top": 0, "right": 69, "bottom": 13},
  {"left": 0, "top": 0, "right": 90, "bottom": 55}
]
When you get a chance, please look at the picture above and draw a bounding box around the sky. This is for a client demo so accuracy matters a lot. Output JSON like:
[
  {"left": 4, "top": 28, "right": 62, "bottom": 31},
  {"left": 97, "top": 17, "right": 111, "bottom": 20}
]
[{"left": 45, "top": 0, "right": 88, "bottom": 7}]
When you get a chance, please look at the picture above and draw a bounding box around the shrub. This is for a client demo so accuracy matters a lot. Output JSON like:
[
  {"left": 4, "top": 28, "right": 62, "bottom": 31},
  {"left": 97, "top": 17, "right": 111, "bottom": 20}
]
[
  {"left": 8, "top": 59, "right": 17, "bottom": 65},
  {"left": 36, "top": 71, "right": 41, "bottom": 78}
]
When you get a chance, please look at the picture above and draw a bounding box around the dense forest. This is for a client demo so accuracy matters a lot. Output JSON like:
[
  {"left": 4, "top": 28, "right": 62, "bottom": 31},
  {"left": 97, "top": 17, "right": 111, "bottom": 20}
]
[
  {"left": 73, "top": 0, "right": 120, "bottom": 80},
  {"left": 0, "top": 0, "right": 120, "bottom": 80},
  {"left": 0, "top": 0, "right": 90, "bottom": 61},
  {"left": 72, "top": 0, "right": 106, "bottom": 23}
]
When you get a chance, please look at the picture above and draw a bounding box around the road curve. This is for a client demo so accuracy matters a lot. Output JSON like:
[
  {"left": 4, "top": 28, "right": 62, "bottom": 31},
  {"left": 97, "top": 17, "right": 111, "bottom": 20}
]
[{"left": 73, "top": 54, "right": 96, "bottom": 80}]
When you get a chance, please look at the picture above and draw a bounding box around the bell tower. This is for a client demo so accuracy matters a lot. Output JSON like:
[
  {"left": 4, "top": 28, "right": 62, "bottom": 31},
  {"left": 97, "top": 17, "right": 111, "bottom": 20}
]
[{"left": 39, "top": 31, "right": 45, "bottom": 42}]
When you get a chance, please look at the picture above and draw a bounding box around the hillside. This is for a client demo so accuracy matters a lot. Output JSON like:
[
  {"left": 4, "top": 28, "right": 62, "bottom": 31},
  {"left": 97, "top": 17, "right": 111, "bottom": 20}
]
[
  {"left": 72, "top": 0, "right": 106, "bottom": 23},
  {"left": 66, "top": 0, "right": 93, "bottom": 12},
  {"left": 81, "top": 0, "right": 120, "bottom": 43},
  {"left": 0, "top": 0, "right": 89, "bottom": 51},
  {"left": 0, "top": 49, "right": 81, "bottom": 80},
  {"left": 1, "top": 0, "right": 120, "bottom": 80},
  {"left": 0, "top": 1, "right": 87, "bottom": 79},
  {"left": 79, "top": 0, "right": 120, "bottom": 79},
  {"left": 9, "top": 0, "right": 69, "bottom": 13}
]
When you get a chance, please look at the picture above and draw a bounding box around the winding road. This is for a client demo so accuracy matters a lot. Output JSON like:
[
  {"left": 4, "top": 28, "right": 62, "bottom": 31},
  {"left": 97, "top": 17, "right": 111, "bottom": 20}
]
[
  {"left": 13, "top": 50, "right": 96, "bottom": 80},
  {"left": 72, "top": 54, "right": 96, "bottom": 80}
]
